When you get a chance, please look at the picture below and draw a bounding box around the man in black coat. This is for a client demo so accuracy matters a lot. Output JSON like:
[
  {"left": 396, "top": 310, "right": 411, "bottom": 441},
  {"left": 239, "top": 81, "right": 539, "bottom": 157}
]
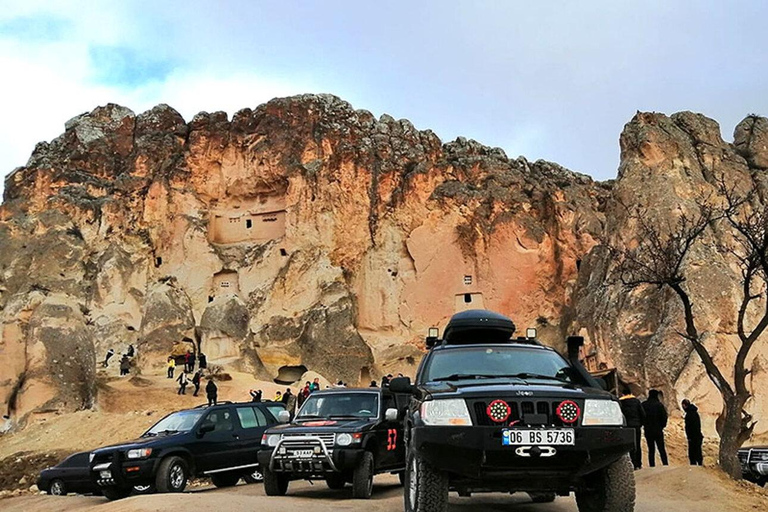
[
  {"left": 642, "top": 389, "right": 669, "bottom": 467},
  {"left": 206, "top": 378, "right": 218, "bottom": 406},
  {"left": 619, "top": 386, "right": 646, "bottom": 469},
  {"left": 682, "top": 399, "right": 704, "bottom": 465}
]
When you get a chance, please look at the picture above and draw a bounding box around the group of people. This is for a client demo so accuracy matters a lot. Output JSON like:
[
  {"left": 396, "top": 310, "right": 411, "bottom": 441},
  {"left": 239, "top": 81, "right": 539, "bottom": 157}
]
[
  {"left": 102, "top": 344, "right": 136, "bottom": 376},
  {"left": 619, "top": 387, "right": 704, "bottom": 469},
  {"left": 371, "top": 373, "right": 404, "bottom": 387}
]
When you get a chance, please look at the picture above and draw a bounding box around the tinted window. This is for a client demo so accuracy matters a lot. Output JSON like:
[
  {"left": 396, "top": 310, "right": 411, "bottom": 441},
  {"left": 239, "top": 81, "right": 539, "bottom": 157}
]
[
  {"left": 422, "top": 347, "right": 573, "bottom": 383},
  {"left": 60, "top": 453, "right": 89, "bottom": 468},
  {"left": 237, "top": 407, "right": 269, "bottom": 428},
  {"left": 204, "top": 409, "right": 234, "bottom": 432}
]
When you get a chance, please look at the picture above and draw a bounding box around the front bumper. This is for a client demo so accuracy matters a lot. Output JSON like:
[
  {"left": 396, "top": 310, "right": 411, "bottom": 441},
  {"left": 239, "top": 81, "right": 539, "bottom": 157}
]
[
  {"left": 258, "top": 439, "right": 363, "bottom": 477},
  {"left": 412, "top": 425, "right": 633, "bottom": 491},
  {"left": 92, "top": 454, "right": 156, "bottom": 487}
]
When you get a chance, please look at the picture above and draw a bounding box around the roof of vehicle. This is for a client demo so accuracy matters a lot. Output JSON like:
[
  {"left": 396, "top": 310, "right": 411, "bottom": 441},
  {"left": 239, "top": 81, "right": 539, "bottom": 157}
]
[
  {"left": 191, "top": 400, "right": 286, "bottom": 409},
  {"left": 307, "top": 387, "right": 387, "bottom": 396},
  {"left": 430, "top": 342, "right": 554, "bottom": 353}
]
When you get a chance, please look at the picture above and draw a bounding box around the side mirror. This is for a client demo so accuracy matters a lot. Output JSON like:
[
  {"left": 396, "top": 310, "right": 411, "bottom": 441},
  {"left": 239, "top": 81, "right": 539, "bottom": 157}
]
[
  {"left": 385, "top": 408, "right": 399, "bottom": 422},
  {"left": 198, "top": 422, "right": 215, "bottom": 436},
  {"left": 389, "top": 377, "right": 414, "bottom": 394},
  {"left": 278, "top": 410, "right": 291, "bottom": 424}
]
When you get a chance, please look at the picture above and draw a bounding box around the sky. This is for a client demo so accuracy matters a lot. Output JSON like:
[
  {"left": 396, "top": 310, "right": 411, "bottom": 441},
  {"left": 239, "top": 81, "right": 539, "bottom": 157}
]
[{"left": 0, "top": 1, "right": 767, "bottom": 191}]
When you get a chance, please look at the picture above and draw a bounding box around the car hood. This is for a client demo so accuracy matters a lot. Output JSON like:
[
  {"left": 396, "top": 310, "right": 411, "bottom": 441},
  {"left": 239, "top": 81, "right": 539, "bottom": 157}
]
[
  {"left": 92, "top": 435, "right": 168, "bottom": 454},
  {"left": 420, "top": 380, "right": 614, "bottom": 400},
  {"left": 266, "top": 418, "right": 376, "bottom": 435}
]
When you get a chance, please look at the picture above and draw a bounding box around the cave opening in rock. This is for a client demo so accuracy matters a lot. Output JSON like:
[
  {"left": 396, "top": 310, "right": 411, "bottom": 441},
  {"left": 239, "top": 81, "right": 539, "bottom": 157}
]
[
  {"left": 280, "top": 248, "right": 288, "bottom": 256},
  {"left": 274, "top": 365, "right": 308, "bottom": 385},
  {"left": 155, "top": 256, "right": 162, "bottom": 268},
  {"left": 464, "top": 293, "right": 472, "bottom": 303}
]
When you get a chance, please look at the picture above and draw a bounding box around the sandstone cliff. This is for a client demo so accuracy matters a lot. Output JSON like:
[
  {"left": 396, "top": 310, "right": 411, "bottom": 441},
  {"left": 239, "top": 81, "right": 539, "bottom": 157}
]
[{"left": 0, "top": 95, "right": 766, "bottom": 437}]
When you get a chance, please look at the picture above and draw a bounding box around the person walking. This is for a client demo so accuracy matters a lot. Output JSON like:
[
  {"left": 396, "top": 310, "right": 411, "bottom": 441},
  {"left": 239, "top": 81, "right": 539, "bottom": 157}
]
[
  {"left": 176, "top": 371, "right": 188, "bottom": 395},
  {"left": 642, "top": 389, "right": 669, "bottom": 467},
  {"left": 206, "top": 378, "right": 218, "bottom": 406},
  {"left": 682, "top": 399, "right": 704, "bottom": 466},
  {"left": 167, "top": 357, "right": 176, "bottom": 379},
  {"left": 619, "top": 386, "right": 646, "bottom": 469},
  {"left": 250, "top": 389, "right": 263, "bottom": 402},
  {"left": 103, "top": 348, "right": 115, "bottom": 368},
  {"left": 192, "top": 370, "right": 202, "bottom": 397},
  {"left": 119, "top": 355, "right": 131, "bottom": 376}
]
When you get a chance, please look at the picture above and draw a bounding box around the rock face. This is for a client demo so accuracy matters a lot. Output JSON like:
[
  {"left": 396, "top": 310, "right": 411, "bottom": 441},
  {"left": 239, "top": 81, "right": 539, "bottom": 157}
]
[{"left": 0, "top": 95, "right": 766, "bottom": 437}]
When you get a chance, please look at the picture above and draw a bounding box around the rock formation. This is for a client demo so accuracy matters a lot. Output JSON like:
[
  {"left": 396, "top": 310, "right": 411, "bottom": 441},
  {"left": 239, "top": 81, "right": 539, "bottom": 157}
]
[{"left": 0, "top": 95, "right": 766, "bottom": 437}]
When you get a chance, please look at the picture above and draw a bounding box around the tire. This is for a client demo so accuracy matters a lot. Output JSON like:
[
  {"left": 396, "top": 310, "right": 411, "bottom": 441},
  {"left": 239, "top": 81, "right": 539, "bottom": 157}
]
[
  {"left": 404, "top": 450, "right": 448, "bottom": 512},
  {"left": 155, "top": 455, "right": 189, "bottom": 494},
  {"left": 576, "top": 455, "right": 636, "bottom": 512},
  {"left": 326, "top": 473, "right": 347, "bottom": 490},
  {"left": 49, "top": 479, "right": 66, "bottom": 496},
  {"left": 263, "top": 468, "right": 289, "bottom": 496},
  {"left": 102, "top": 486, "right": 133, "bottom": 501},
  {"left": 211, "top": 472, "right": 240, "bottom": 488},
  {"left": 243, "top": 467, "right": 264, "bottom": 484},
  {"left": 529, "top": 492, "right": 557, "bottom": 503},
  {"left": 352, "top": 451, "right": 374, "bottom": 499}
]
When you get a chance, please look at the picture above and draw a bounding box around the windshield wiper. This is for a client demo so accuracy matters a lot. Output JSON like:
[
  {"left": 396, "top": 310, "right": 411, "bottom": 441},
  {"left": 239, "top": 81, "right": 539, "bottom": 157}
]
[
  {"left": 431, "top": 374, "right": 500, "bottom": 382},
  {"left": 504, "top": 373, "right": 570, "bottom": 383},
  {"left": 155, "top": 429, "right": 180, "bottom": 436},
  {"left": 296, "top": 414, "right": 322, "bottom": 420}
]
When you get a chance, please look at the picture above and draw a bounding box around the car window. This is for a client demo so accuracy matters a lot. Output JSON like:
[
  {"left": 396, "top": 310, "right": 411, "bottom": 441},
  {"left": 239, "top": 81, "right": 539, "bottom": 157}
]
[
  {"left": 265, "top": 404, "right": 285, "bottom": 421},
  {"left": 145, "top": 409, "right": 205, "bottom": 436},
  {"left": 204, "top": 409, "right": 234, "bottom": 432},
  {"left": 60, "top": 453, "right": 88, "bottom": 468},
  {"left": 237, "top": 406, "right": 269, "bottom": 428},
  {"left": 297, "top": 393, "right": 379, "bottom": 419}
]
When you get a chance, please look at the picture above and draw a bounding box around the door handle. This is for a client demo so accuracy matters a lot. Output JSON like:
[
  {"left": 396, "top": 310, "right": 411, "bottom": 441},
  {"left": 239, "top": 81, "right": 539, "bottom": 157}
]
[{"left": 232, "top": 434, "right": 240, "bottom": 439}]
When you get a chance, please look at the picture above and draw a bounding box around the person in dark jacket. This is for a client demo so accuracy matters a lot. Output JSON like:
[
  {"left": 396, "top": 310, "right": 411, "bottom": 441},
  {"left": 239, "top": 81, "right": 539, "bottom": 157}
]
[
  {"left": 250, "top": 389, "right": 263, "bottom": 402},
  {"left": 206, "top": 378, "right": 218, "bottom": 406},
  {"left": 619, "top": 386, "right": 646, "bottom": 469},
  {"left": 198, "top": 352, "right": 207, "bottom": 369},
  {"left": 642, "top": 389, "right": 669, "bottom": 467},
  {"left": 119, "top": 354, "right": 131, "bottom": 376},
  {"left": 176, "top": 371, "right": 188, "bottom": 395},
  {"left": 682, "top": 399, "right": 704, "bottom": 465},
  {"left": 192, "top": 370, "right": 202, "bottom": 397},
  {"left": 103, "top": 348, "right": 115, "bottom": 367},
  {"left": 126, "top": 344, "right": 135, "bottom": 358}
]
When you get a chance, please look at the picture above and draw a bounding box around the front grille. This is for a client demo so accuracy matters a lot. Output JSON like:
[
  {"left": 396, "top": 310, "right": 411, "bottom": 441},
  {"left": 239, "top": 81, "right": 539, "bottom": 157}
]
[
  {"left": 738, "top": 451, "right": 749, "bottom": 464},
  {"left": 471, "top": 399, "right": 583, "bottom": 427},
  {"left": 281, "top": 433, "right": 336, "bottom": 449}
]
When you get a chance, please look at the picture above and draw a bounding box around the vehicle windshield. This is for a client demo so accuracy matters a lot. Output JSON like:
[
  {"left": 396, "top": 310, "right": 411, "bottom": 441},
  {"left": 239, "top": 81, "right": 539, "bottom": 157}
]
[
  {"left": 144, "top": 410, "right": 205, "bottom": 436},
  {"left": 297, "top": 393, "right": 379, "bottom": 420},
  {"left": 422, "top": 346, "right": 575, "bottom": 384}
]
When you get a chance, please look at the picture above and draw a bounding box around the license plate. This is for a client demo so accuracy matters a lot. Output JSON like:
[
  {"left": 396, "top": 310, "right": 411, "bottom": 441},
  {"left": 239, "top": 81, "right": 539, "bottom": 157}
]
[
  {"left": 290, "top": 450, "right": 314, "bottom": 459},
  {"left": 502, "top": 429, "right": 574, "bottom": 446},
  {"left": 99, "top": 470, "right": 112, "bottom": 479}
]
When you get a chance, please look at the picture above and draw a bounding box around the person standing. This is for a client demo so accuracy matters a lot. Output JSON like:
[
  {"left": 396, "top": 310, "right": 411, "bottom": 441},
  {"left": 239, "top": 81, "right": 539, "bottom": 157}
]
[
  {"left": 103, "top": 348, "right": 115, "bottom": 368},
  {"left": 176, "top": 371, "right": 188, "bottom": 395},
  {"left": 282, "top": 388, "right": 296, "bottom": 415},
  {"left": 310, "top": 378, "right": 320, "bottom": 393},
  {"left": 298, "top": 382, "right": 311, "bottom": 407},
  {"left": 198, "top": 352, "right": 207, "bottom": 369},
  {"left": 642, "top": 389, "right": 669, "bottom": 467},
  {"left": 250, "top": 389, "right": 263, "bottom": 402},
  {"left": 119, "top": 355, "right": 131, "bottom": 376},
  {"left": 206, "top": 378, "right": 218, "bottom": 406},
  {"left": 183, "top": 351, "right": 192, "bottom": 373},
  {"left": 682, "top": 399, "right": 704, "bottom": 466},
  {"left": 126, "top": 344, "right": 135, "bottom": 358},
  {"left": 167, "top": 357, "right": 175, "bottom": 379},
  {"left": 619, "top": 386, "right": 646, "bottom": 469},
  {"left": 192, "top": 370, "right": 202, "bottom": 397},
  {"left": 274, "top": 390, "right": 282, "bottom": 402}
]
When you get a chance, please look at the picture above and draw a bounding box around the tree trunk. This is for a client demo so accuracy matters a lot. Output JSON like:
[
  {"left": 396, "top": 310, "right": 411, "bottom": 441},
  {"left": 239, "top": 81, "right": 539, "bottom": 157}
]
[{"left": 718, "top": 395, "right": 748, "bottom": 479}]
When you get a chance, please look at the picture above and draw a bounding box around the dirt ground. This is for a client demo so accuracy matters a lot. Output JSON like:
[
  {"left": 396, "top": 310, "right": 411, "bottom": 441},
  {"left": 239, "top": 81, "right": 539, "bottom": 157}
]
[{"left": 1, "top": 467, "right": 766, "bottom": 512}]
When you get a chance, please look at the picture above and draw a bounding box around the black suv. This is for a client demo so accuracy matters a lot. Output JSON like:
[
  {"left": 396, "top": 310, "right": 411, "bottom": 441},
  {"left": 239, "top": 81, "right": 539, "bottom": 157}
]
[
  {"left": 90, "top": 401, "right": 286, "bottom": 500},
  {"left": 258, "top": 387, "right": 407, "bottom": 499},
  {"left": 739, "top": 445, "right": 768, "bottom": 486},
  {"left": 390, "top": 309, "right": 636, "bottom": 512}
]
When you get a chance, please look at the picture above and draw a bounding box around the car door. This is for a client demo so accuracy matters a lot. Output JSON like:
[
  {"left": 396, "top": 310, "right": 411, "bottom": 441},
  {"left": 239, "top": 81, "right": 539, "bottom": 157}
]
[
  {"left": 232, "top": 405, "right": 275, "bottom": 468},
  {"left": 376, "top": 393, "right": 405, "bottom": 470},
  {"left": 195, "top": 407, "right": 239, "bottom": 473}
]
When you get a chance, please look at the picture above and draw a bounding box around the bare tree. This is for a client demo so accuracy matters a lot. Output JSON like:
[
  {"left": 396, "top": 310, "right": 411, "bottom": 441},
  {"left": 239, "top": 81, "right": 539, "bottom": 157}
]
[{"left": 611, "top": 179, "right": 765, "bottom": 479}]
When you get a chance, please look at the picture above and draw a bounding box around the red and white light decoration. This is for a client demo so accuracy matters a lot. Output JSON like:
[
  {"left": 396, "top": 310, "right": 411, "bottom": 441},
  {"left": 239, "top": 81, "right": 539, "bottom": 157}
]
[
  {"left": 556, "top": 400, "right": 581, "bottom": 424},
  {"left": 486, "top": 399, "right": 512, "bottom": 423}
]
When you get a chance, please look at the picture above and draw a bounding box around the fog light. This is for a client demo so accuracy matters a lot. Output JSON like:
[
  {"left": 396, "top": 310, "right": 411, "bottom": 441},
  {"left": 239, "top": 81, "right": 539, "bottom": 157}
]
[
  {"left": 313, "top": 446, "right": 321, "bottom": 454},
  {"left": 279, "top": 447, "right": 286, "bottom": 455}
]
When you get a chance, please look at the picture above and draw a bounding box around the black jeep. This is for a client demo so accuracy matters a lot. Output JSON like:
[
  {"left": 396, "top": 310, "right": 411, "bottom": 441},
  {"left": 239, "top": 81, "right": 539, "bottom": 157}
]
[
  {"left": 258, "top": 387, "right": 407, "bottom": 499},
  {"left": 390, "top": 309, "right": 636, "bottom": 512},
  {"left": 90, "top": 401, "right": 285, "bottom": 500}
]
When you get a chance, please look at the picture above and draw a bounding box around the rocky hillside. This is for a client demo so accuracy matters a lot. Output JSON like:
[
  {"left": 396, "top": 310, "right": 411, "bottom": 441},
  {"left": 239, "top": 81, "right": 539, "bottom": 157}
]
[{"left": 0, "top": 95, "right": 766, "bottom": 436}]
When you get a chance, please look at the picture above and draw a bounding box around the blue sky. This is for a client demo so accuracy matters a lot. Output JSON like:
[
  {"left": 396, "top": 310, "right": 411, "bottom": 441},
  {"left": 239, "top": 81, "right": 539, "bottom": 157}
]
[{"left": 0, "top": 1, "right": 767, "bottom": 189}]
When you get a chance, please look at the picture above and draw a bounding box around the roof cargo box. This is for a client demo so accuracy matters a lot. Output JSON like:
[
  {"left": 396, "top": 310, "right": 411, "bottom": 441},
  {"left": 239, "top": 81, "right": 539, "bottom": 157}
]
[{"left": 443, "top": 309, "right": 516, "bottom": 344}]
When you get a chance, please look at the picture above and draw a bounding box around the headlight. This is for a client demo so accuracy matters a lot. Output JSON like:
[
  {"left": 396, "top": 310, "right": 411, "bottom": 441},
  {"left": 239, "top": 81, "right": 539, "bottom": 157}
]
[
  {"left": 265, "top": 434, "right": 281, "bottom": 447},
  {"left": 582, "top": 399, "right": 624, "bottom": 426},
  {"left": 336, "top": 433, "right": 353, "bottom": 446},
  {"left": 421, "top": 399, "right": 472, "bottom": 426},
  {"left": 126, "top": 448, "right": 152, "bottom": 459}
]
